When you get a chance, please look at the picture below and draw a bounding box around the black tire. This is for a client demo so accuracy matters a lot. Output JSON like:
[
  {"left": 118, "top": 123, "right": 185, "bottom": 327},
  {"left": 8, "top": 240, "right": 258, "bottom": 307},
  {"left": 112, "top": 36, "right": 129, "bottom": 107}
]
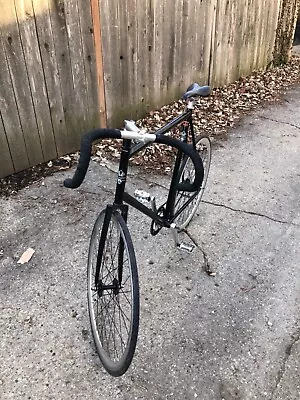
[
  {"left": 174, "top": 135, "right": 211, "bottom": 230},
  {"left": 87, "top": 209, "right": 139, "bottom": 376}
]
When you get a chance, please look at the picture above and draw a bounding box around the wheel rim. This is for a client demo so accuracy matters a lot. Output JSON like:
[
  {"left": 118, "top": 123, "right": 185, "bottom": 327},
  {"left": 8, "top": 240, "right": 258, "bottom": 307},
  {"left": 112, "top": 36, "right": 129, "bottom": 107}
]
[
  {"left": 174, "top": 136, "right": 211, "bottom": 229},
  {"left": 87, "top": 211, "right": 138, "bottom": 373}
]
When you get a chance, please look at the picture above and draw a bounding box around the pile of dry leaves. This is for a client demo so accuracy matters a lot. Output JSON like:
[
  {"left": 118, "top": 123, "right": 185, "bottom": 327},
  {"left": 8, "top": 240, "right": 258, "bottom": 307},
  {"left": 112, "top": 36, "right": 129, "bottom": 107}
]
[{"left": 1, "top": 53, "right": 300, "bottom": 196}]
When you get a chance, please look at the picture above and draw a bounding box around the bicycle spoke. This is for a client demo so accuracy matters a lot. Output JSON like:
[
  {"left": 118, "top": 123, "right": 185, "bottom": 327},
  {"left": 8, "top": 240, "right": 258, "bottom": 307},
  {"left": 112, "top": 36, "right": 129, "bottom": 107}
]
[
  {"left": 105, "top": 300, "right": 127, "bottom": 353},
  {"left": 112, "top": 295, "right": 131, "bottom": 324},
  {"left": 119, "top": 286, "right": 132, "bottom": 306}
]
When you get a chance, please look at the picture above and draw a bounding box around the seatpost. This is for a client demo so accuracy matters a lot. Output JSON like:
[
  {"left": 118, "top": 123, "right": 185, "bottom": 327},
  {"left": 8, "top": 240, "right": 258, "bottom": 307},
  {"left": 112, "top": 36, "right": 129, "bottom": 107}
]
[
  {"left": 186, "top": 97, "right": 195, "bottom": 111},
  {"left": 114, "top": 139, "right": 131, "bottom": 205}
]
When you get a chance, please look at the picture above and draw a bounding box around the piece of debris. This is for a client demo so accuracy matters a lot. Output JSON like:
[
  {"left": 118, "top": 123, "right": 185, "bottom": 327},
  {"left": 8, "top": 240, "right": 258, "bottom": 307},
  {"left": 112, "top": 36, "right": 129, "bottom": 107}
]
[
  {"left": 17, "top": 248, "right": 35, "bottom": 264},
  {"left": 207, "top": 271, "right": 217, "bottom": 277}
]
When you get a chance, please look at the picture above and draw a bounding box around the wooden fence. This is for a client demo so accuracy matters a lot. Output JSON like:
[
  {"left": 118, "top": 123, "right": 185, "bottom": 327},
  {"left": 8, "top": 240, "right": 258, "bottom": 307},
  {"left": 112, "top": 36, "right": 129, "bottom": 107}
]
[
  {"left": 0, "top": 0, "right": 99, "bottom": 178},
  {"left": 100, "top": 0, "right": 284, "bottom": 128},
  {"left": 0, "top": 0, "right": 298, "bottom": 179}
]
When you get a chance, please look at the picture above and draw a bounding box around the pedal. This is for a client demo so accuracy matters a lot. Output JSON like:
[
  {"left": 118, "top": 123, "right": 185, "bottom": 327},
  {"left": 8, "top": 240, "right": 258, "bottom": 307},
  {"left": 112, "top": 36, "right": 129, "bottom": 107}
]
[
  {"left": 134, "top": 189, "right": 151, "bottom": 202},
  {"left": 134, "top": 190, "right": 157, "bottom": 212},
  {"left": 170, "top": 224, "right": 195, "bottom": 253},
  {"left": 177, "top": 242, "right": 195, "bottom": 253}
]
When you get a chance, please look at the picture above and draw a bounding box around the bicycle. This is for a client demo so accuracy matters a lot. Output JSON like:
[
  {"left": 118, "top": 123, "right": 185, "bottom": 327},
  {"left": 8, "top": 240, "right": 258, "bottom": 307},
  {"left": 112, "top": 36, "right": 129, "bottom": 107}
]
[{"left": 63, "top": 83, "right": 212, "bottom": 376}]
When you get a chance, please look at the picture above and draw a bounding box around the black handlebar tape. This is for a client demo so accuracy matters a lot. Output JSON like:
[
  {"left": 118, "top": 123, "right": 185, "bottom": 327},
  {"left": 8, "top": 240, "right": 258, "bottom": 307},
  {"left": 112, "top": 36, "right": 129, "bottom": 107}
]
[
  {"left": 154, "top": 134, "right": 204, "bottom": 192},
  {"left": 63, "top": 129, "right": 121, "bottom": 188}
]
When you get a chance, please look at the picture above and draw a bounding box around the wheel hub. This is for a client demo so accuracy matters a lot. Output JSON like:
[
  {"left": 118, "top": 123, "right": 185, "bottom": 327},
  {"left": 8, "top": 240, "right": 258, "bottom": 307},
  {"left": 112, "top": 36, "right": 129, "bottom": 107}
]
[{"left": 97, "top": 278, "right": 120, "bottom": 297}]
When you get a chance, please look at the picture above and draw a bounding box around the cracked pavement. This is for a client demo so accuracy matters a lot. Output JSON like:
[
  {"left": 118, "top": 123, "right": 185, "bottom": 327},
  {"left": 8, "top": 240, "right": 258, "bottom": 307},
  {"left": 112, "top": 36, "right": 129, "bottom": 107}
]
[{"left": 0, "top": 86, "right": 300, "bottom": 399}]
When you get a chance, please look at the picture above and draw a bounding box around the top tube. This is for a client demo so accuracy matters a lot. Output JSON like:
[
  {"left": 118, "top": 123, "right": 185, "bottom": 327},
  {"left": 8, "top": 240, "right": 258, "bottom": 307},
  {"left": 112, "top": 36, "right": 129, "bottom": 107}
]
[{"left": 129, "top": 109, "right": 192, "bottom": 158}]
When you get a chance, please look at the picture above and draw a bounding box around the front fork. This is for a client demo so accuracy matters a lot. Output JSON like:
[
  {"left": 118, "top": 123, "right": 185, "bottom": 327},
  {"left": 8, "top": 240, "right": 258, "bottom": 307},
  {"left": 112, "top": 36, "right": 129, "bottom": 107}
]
[
  {"left": 95, "top": 203, "right": 129, "bottom": 294},
  {"left": 95, "top": 138, "right": 131, "bottom": 293}
]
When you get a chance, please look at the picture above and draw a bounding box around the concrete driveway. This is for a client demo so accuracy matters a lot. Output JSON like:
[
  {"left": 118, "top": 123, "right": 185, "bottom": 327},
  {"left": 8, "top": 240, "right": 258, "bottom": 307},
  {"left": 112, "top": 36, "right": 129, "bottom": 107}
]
[{"left": 0, "top": 86, "right": 299, "bottom": 400}]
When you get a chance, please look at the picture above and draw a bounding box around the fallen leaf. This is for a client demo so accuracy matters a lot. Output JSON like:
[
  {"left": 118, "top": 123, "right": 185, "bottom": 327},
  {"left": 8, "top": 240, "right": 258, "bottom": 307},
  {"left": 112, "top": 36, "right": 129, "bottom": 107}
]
[
  {"left": 61, "top": 155, "right": 71, "bottom": 162},
  {"left": 17, "top": 248, "right": 35, "bottom": 264}
]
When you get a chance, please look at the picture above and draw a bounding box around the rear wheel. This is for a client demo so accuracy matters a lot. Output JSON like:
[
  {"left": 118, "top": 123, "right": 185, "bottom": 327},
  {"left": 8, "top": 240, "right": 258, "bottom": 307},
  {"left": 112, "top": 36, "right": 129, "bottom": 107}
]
[
  {"left": 174, "top": 135, "right": 211, "bottom": 230},
  {"left": 87, "top": 208, "right": 139, "bottom": 376}
]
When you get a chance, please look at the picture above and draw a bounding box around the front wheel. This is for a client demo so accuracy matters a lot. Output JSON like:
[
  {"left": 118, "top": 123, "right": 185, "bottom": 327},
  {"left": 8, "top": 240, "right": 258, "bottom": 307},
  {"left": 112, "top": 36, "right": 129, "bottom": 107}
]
[
  {"left": 87, "top": 208, "right": 139, "bottom": 376},
  {"left": 174, "top": 135, "right": 211, "bottom": 230}
]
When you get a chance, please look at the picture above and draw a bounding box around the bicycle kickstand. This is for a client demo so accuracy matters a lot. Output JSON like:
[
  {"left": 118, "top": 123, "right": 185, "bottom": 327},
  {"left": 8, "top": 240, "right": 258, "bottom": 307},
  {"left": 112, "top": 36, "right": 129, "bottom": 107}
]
[{"left": 170, "top": 224, "right": 195, "bottom": 253}]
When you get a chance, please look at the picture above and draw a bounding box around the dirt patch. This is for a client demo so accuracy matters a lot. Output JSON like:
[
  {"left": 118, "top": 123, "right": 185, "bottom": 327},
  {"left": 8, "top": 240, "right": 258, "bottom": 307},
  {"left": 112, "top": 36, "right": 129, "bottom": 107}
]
[{"left": 0, "top": 155, "right": 79, "bottom": 197}]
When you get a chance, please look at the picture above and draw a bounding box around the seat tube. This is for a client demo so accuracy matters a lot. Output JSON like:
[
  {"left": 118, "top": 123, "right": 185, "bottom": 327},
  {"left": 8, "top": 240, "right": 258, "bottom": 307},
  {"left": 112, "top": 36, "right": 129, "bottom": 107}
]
[
  {"left": 164, "top": 119, "right": 191, "bottom": 221},
  {"left": 114, "top": 139, "right": 131, "bottom": 205},
  {"left": 164, "top": 149, "right": 183, "bottom": 220}
]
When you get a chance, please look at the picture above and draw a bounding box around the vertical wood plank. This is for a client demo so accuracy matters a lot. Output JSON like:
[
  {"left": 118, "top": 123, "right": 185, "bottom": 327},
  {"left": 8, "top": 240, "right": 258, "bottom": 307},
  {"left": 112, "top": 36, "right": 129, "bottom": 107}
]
[
  {"left": 161, "top": 0, "right": 175, "bottom": 98},
  {"left": 228, "top": 0, "right": 238, "bottom": 82},
  {"left": 196, "top": 0, "right": 210, "bottom": 85},
  {"left": 224, "top": 0, "right": 232, "bottom": 83},
  {"left": 14, "top": 0, "right": 57, "bottom": 162},
  {"left": 31, "top": 0, "right": 69, "bottom": 157},
  {"left": 252, "top": 0, "right": 261, "bottom": 70},
  {"left": 262, "top": 1, "right": 273, "bottom": 68},
  {"left": 225, "top": 0, "right": 234, "bottom": 84},
  {"left": 180, "top": 0, "right": 190, "bottom": 87},
  {"left": 76, "top": 0, "right": 99, "bottom": 129},
  {"left": 131, "top": 0, "right": 139, "bottom": 117},
  {"left": 184, "top": 0, "right": 195, "bottom": 86},
  {"left": 98, "top": 0, "right": 111, "bottom": 122},
  {"left": 90, "top": 0, "right": 106, "bottom": 127},
  {"left": 246, "top": 0, "right": 256, "bottom": 73},
  {"left": 0, "top": 113, "right": 15, "bottom": 177},
  {"left": 256, "top": 0, "right": 267, "bottom": 70},
  {"left": 136, "top": 0, "right": 150, "bottom": 115},
  {"left": 207, "top": 0, "right": 218, "bottom": 86},
  {"left": 99, "top": 0, "right": 122, "bottom": 125},
  {"left": 173, "top": 0, "right": 184, "bottom": 88},
  {"left": 239, "top": 0, "right": 250, "bottom": 77},
  {"left": 211, "top": 0, "right": 227, "bottom": 86},
  {"left": 63, "top": 0, "right": 89, "bottom": 134},
  {"left": 144, "top": 0, "right": 155, "bottom": 111},
  {"left": 153, "top": 0, "right": 164, "bottom": 105},
  {"left": 267, "top": 1, "right": 281, "bottom": 66},
  {"left": 265, "top": 0, "right": 275, "bottom": 66},
  {"left": 48, "top": 0, "right": 81, "bottom": 152},
  {"left": 127, "top": 0, "right": 138, "bottom": 118},
  {"left": 118, "top": 0, "right": 131, "bottom": 113}
]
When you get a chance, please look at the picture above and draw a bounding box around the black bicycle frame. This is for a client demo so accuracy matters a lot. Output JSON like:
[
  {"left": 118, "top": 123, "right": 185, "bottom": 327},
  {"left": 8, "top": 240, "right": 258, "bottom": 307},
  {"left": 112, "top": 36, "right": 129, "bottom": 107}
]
[
  {"left": 95, "top": 108, "right": 199, "bottom": 289},
  {"left": 111, "top": 107, "right": 200, "bottom": 230}
]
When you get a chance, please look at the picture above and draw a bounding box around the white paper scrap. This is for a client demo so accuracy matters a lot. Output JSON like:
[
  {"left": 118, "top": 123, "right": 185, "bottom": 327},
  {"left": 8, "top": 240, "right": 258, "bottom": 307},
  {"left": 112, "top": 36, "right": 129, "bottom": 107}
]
[{"left": 17, "top": 248, "right": 35, "bottom": 264}]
